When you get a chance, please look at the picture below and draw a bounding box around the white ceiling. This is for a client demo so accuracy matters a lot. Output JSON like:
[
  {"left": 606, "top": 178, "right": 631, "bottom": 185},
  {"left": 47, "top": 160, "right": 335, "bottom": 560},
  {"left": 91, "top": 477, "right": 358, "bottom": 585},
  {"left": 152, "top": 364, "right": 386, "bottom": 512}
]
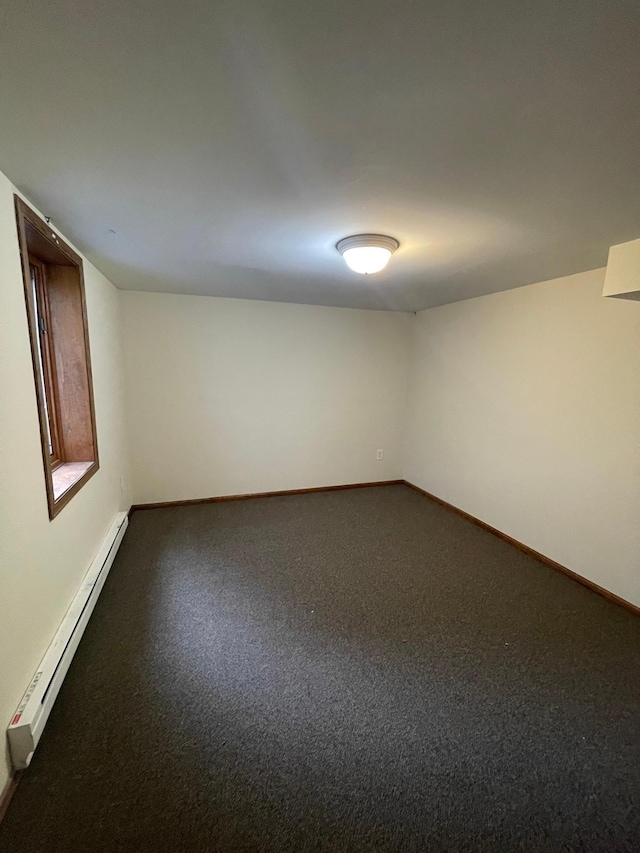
[{"left": 1, "top": 0, "right": 639, "bottom": 311}]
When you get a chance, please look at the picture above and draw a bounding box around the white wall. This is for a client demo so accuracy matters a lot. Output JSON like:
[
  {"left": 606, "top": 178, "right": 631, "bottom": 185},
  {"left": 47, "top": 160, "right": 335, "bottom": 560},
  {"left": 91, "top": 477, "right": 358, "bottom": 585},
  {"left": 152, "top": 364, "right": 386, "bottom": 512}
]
[
  {"left": 0, "top": 170, "right": 131, "bottom": 792},
  {"left": 121, "top": 291, "right": 410, "bottom": 504},
  {"left": 405, "top": 268, "right": 640, "bottom": 607}
]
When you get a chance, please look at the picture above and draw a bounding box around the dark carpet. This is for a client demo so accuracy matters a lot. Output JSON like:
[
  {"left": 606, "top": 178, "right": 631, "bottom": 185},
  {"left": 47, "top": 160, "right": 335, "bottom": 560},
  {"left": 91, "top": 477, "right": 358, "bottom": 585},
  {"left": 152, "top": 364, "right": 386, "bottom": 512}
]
[{"left": 2, "top": 484, "right": 639, "bottom": 852}]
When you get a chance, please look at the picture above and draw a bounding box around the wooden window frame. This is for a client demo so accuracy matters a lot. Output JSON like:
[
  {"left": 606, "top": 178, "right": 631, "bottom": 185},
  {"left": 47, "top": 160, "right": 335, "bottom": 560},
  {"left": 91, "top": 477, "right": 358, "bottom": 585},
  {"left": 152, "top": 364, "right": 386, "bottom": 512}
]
[
  {"left": 29, "top": 257, "right": 64, "bottom": 470},
  {"left": 15, "top": 196, "right": 100, "bottom": 519}
]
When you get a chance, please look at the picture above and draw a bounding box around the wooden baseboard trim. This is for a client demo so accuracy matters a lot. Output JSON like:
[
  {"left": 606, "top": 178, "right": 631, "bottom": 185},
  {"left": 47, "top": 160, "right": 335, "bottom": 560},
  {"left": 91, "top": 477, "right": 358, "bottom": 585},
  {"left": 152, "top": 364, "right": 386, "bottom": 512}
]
[
  {"left": 403, "top": 480, "right": 640, "bottom": 618},
  {"left": 0, "top": 772, "right": 22, "bottom": 824},
  {"left": 130, "top": 480, "right": 404, "bottom": 513}
]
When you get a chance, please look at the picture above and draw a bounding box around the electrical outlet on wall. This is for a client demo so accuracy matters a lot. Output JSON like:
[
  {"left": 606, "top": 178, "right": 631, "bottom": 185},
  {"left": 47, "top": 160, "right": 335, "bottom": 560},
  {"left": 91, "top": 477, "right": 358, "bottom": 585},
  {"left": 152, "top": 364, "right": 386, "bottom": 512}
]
[
  {"left": 376, "top": 449, "right": 383, "bottom": 461},
  {"left": 120, "top": 474, "right": 126, "bottom": 493}
]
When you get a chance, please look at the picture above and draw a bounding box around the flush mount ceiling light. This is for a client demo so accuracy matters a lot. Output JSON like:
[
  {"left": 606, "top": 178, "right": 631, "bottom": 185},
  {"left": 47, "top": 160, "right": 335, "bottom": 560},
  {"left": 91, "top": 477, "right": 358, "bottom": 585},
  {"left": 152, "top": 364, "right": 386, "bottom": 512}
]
[{"left": 336, "top": 234, "right": 399, "bottom": 274}]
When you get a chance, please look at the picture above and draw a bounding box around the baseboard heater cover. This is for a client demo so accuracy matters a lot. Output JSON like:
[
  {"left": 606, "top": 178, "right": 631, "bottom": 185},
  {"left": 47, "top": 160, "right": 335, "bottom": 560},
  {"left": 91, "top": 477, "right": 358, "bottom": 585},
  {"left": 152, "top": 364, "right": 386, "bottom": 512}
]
[{"left": 7, "top": 511, "right": 128, "bottom": 771}]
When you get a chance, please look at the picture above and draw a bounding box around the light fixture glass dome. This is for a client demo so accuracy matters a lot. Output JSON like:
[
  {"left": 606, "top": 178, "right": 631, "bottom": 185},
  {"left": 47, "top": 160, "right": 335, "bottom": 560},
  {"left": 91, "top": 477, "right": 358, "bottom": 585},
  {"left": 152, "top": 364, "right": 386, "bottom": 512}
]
[{"left": 336, "top": 234, "right": 399, "bottom": 275}]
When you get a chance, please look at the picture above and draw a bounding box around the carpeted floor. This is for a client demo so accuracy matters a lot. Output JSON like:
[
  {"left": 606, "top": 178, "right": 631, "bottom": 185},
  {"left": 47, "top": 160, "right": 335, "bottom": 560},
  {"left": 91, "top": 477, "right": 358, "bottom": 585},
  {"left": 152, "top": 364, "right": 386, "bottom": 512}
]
[{"left": 2, "top": 484, "right": 639, "bottom": 852}]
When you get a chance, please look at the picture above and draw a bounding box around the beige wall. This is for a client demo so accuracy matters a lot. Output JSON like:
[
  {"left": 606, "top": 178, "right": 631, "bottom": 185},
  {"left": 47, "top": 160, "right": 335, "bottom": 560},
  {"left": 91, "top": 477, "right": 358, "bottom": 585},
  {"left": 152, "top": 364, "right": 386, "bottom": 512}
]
[
  {"left": 0, "top": 171, "right": 131, "bottom": 792},
  {"left": 604, "top": 237, "right": 640, "bottom": 300},
  {"left": 404, "top": 268, "right": 640, "bottom": 607},
  {"left": 120, "top": 291, "right": 411, "bottom": 504}
]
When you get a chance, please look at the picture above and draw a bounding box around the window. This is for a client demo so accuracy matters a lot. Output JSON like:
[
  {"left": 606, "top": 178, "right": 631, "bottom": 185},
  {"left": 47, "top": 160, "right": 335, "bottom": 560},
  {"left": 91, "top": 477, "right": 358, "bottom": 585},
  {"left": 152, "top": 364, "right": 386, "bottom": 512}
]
[{"left": 15, "top": 196, "right": 99, "bottom": 519}]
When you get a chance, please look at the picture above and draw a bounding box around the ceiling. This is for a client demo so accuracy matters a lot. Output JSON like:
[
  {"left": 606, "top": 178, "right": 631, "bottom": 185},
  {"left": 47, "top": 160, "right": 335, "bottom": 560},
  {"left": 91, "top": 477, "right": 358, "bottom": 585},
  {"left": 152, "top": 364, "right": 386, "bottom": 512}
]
[{"left": 1, "top": 0, "right": 639, "bottom": 312}]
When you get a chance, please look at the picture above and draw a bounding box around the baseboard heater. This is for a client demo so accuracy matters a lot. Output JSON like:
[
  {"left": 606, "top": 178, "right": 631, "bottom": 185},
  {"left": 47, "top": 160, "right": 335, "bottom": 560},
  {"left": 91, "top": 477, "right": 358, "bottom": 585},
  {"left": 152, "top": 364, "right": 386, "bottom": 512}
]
[{"left": 7, "top": 511, "right": 128, "bottom": 771}]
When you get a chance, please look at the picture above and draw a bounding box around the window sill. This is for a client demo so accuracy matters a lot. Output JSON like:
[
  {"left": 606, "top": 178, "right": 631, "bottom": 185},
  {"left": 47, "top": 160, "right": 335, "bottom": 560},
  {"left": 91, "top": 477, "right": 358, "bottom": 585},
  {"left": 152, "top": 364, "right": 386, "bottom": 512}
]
[{"left": 52, "top": 461, "right": 94, "bottom": 501}]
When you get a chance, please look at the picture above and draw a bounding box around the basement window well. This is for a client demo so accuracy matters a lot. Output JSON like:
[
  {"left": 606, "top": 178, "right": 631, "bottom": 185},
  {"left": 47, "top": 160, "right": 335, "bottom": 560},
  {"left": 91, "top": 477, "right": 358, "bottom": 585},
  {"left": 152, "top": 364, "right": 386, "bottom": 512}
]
[{"left": 15, "top": 196, "right": 99, "bottom": 519}]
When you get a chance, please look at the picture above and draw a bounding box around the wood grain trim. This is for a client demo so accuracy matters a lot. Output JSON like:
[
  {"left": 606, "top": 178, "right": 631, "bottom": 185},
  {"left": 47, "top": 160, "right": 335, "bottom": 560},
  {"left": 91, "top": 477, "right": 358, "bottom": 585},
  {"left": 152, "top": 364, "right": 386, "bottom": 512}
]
[
  {"left": 130, "top": 480, "right": 404, "bottom": 513},
  {"left": 14, "top": 195, "right": 100, "bottom": 520},
  {"left": 14, "top": 196, "right": 82, "bottom": 266},
  {"left": 0, "top": 772, "right": 22, "bottom": 825},
  {"left": 47, "top": 265, "right": 95, "bottom": 461},
  {"left": 15, "top": 197, "right": 57, "bottom": 516},
  {"left": 50, "top": 461, "right": 100, "bottom": 517},
  {"left": 30, "top": 257, "right": 64, "bottom": 465},
  {"left": 403, "top": 480, "right": 640, "bottom": 618}
]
